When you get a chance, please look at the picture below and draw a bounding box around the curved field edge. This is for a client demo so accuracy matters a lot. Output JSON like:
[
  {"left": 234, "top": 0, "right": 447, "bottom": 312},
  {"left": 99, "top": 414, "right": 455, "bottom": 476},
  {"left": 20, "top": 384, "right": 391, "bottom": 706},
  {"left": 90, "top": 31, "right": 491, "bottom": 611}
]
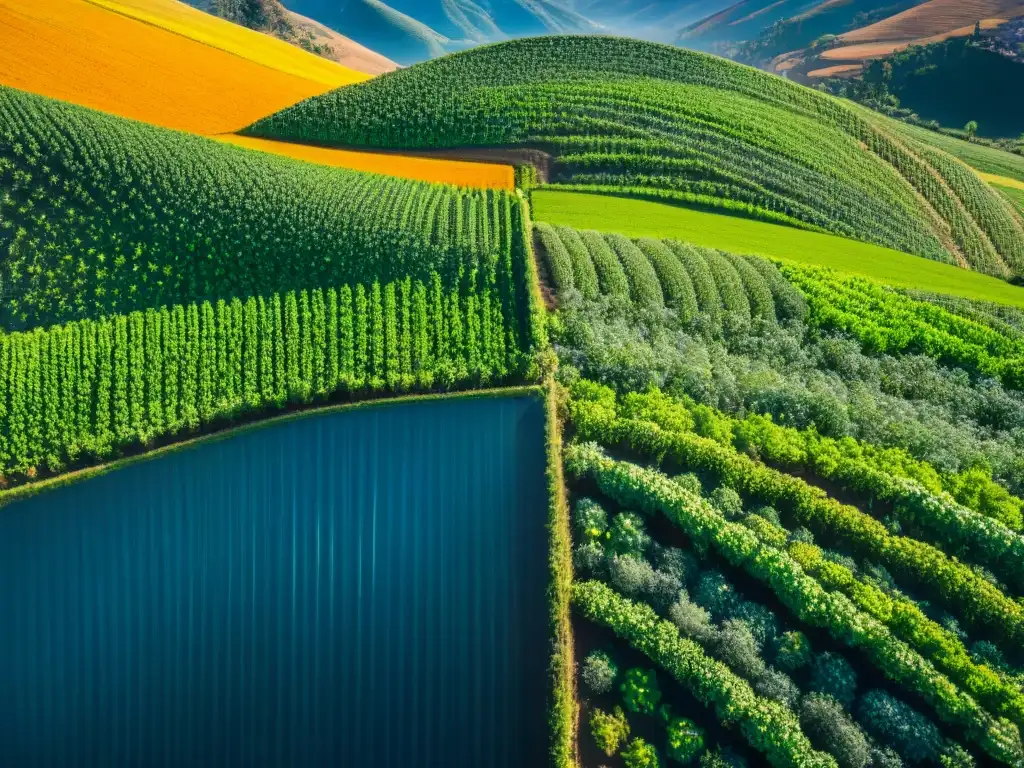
[
  {"left": 241, "top": 35, "right": 1019, "bottom": 277},
  {"left": 532, "top": 190, "right": 1024, "bottom": 309},
  {"left": 0, "top": 386, "right": 542, "bottom": 508},
  {"left": 215, "top": 135, "right": 515, "bottom": 189},
  {"left": 546, "top": 384, "right": 578, "bottom": 768},
  {"left": 81, "top": 0, "right": 368, "bottom": 86}
]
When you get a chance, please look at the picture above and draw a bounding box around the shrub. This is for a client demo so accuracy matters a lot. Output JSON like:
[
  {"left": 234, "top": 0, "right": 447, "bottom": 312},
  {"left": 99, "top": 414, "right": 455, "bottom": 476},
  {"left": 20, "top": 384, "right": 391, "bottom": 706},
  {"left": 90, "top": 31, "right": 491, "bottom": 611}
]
[
  {"left": 608, "top": 512, "right": 653, "bottom": 557},
  {"left": 590, "top": 705, "right": 631, "bottom": 756},
  {"left": 656, "top": 546, "right": 698, "bottom": 586},
  {"left": 582, "top": 650, "right": 618, "bottom": 695},
  {"left": 710, "top": 487, "right": 744, "bottom": 519},
  {"left": 774, "top": 631, "right": 812, "bottom": 672},
  {"left": 699, "top": 748, "right": 747, "bottom": 768},
  {"left": 667, "top": 718, "right": 705, "bottom": 764},
  {"left": 576, "top": 497, "right": 609, "bottom": 542},
  {"left": 646, "top": 569, "right": 685, "bottom": 612},
  {"left": 668, "top": 594, "right": 716, "bottom": 643},
  {"left": 940, "top": 744, "right": 975, "bottom": 768},
  {"left": 695, "top": 572, "right": 741, "bottom": 621},
  {"left": 856, "top": 690, "right": 943, "bottom": 765},
  {"left": 734, "top": 600, "right": 779, "bottom": 649},
  {"left": 610, "top": 555, "right": 657, "bottom": 599},
  {"left": 799, "top": 694, "right": 870, "bottom": 768},
  {"left": 623, "top": 737, "right": 663, "bottom": 768},
  {"left": 809, "top": 653, "right": 857, "bottom": 709},
  {"left": 621, "top": 668, "right": 663, "bottom": 716},
  {"left": 752, "top": 505, "right": 782, "bottom": 526},
  {"left": 574, "top": 540, "right": 606, "bottom": 576},
  {"left": 673, "top": 473, "right": 703, "bottom": 495},
  {"left": 870, "top": 747, "right": 905, "bottom": 768},
  {"left": 754, "top": 667, "right": 800, "bottom": 708},
  {"left": 714, "top": 620, "right": 767, "bottom": 681}
]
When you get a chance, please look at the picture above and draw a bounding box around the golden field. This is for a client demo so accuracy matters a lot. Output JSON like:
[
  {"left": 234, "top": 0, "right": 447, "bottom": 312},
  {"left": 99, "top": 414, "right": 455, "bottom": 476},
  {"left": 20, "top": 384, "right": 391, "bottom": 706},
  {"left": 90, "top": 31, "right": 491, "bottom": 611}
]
[
  {"left": 217, "top": 135, "right": 516, "bottom": 190},
  {"left": 0, "top": 0, "right": 366, "bottom": 134},
  {"left": 980, "top": 173, "right": 1024, "bottom": 192}
]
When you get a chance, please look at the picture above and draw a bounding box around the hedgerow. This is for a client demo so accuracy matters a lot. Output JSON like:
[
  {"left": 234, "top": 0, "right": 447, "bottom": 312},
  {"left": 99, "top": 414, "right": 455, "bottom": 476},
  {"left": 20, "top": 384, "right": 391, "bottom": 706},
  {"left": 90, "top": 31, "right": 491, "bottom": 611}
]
[
  {"left": 580, "top": 230, "right": 631, "bottom": 299},
  {"left": 635, "top": 239, "right": 699, "bottom": 321},
  {"left": 604, "top": 233, "right": 664, "bottom": 310},
  {"left": 535, "top": 223, "right": 575, "bottom": 295}
]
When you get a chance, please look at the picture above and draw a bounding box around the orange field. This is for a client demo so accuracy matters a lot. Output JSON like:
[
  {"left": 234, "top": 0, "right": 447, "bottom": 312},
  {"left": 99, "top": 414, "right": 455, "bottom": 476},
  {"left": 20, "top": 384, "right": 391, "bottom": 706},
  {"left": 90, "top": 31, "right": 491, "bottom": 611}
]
[
  {"left": 839, "top": 0, "right": 1024, "bottom": 42},
  {"left": 216, "top": 135, "right": 515, "bottom": 190},
  {"left": 808, "top": 63, "right": 865, "bottom": 77},
  {"left": 0, "top": 0, "right": 367, "bottom": 134},
  {"left": 822, "top": 18, "right": 1009, "bottom": 60}
]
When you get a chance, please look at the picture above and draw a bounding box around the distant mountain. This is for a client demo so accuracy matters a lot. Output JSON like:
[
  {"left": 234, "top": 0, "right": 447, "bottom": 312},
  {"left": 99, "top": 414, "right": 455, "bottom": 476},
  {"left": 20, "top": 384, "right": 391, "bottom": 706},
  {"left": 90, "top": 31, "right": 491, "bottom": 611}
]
[
  {"left": 283, "top": 0, "right": 737, "bottom": 65},
  {"left": 187, "top": 0, "right": 398, "bottom": 73}
]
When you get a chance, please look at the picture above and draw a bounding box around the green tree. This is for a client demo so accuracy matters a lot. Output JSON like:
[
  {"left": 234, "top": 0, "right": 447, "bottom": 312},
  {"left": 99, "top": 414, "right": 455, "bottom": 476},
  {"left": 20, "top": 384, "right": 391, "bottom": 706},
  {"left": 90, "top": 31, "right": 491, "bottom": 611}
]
[
  {"left": 590, "top": 706, "right": 630, "bottom": 757},
  {"left": 964, "top": 121, "right": 979, "bottom": 138}
]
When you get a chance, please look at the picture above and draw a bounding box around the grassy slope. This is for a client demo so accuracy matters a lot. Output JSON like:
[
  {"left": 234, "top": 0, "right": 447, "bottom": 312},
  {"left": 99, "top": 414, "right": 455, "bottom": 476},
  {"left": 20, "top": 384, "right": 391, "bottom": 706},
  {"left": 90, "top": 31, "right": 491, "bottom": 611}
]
[
  {"left": 997, "top": 185, "right": 1024, "bottom": 214},
  {"left": 893, "top": 121, "right": 1024, "bottom": 182},
  {"left": 242, "top": 35, "right": 1022, "bottom": 279},
  {"left": 0, "top": 0, "right": 363, "bottom": 134},
  {"left": 532, "top": 190, "right": 1024, "bottom": 308}
]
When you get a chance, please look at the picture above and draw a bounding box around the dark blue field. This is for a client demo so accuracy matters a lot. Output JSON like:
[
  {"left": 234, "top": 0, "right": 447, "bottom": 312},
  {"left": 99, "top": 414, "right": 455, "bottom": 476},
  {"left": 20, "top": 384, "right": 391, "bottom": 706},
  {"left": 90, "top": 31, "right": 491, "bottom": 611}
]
[{"left": 0, "top": 395, "right": 549, "bottom": 767}]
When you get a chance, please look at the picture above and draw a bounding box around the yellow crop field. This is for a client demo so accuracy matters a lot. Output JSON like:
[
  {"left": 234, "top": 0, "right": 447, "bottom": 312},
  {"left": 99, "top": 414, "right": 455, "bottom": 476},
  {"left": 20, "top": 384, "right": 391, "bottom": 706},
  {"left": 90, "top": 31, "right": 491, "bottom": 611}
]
[
  {"left": 980, "top": 172, "right": 1024, "bottom": 191},
  {"left": 217, "top": 135, "right": 516, "bottom": 190},
  {"left": 84, "top": 0, "right": 369, "bottom": 86},
  {"left": 0, "top": 0, "right": 361, "bottom": 134}
]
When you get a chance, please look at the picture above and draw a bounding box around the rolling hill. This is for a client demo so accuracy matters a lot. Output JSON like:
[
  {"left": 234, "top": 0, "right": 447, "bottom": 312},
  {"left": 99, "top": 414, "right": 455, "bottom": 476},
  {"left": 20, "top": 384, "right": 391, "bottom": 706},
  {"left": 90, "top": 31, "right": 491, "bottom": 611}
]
[
  {"left": 0, "top": 0, "right": 369, "bottom": 134},
  {"left": 243, "top": 35, "right": 1024, "bottom": 279}
]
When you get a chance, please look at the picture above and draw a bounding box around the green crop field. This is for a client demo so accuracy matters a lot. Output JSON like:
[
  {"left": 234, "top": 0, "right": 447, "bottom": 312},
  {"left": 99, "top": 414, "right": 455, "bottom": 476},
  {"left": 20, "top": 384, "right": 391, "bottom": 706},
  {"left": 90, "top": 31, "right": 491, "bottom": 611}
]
[
  {"left": 246, "top": 35, "right": 1024, "bottom": 280},
  {"left": 890, "top": 120, "right": 1024, "bottom": 183},
  {"left": 532, "top": 189, "right": 1024, "bottom": 309}
]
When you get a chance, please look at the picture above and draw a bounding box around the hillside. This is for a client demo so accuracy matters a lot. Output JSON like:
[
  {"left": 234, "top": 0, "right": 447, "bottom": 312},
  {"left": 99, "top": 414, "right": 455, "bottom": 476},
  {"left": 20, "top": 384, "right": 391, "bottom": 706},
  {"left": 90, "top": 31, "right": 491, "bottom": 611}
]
[
  {"left": 183, "top": 0, "right": 398, "bottom": 74},
  {"left": 243, "top": 35, "right": 1024, "bottom": 279},
  {"left": 0, "top": 0, "right": 367, "bottom": 134},
  {"left": 0, "top": 85, "right": 536, "bottom": 334}
]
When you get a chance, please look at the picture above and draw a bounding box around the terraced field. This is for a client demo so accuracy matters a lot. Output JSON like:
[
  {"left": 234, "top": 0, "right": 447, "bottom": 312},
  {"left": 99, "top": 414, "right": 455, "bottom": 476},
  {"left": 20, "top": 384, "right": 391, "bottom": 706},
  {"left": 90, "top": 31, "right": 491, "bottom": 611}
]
[{"left": 244, "top": 36, "right": 1024, "bottom": 280}]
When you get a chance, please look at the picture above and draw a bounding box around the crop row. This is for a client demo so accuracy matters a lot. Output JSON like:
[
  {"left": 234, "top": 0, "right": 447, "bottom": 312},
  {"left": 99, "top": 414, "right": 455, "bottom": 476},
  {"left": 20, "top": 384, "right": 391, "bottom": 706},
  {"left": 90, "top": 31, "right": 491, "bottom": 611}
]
[
  {"left": 565, "top": 440, "right": 1023, "bottom": 763},
  {"left": 572, "top": 579, "right": 836, "bottom": 768},
  {"left": 0, "top": 86, "right": 525, "bottom": 331},
  {"left": 785, "top": 266, "right": 1024, "bottom": 388},
  {"left": 537, "top": 224, "right": 805, "bottom": 328},
  {"left": 0, "top": 276, "right": 526, "bottom": 481},
  {"left": 568, "top": 389, "right": 1024, "bottom": 656},
  {"left": 618, "top": 388, "right": 1024, "bottom": 581}
]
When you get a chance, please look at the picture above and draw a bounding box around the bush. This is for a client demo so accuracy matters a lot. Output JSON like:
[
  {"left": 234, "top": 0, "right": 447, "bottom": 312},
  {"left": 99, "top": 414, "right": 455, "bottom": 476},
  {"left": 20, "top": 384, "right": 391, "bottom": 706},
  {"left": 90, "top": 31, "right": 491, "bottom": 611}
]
[
  {"left": 622, "top": 667, "right": 663, "bottom": 716},
  {"left": 648, "top": 569, "right": 686, "bottom": 612},
  {"left": 582, "top": 650, "right": 618, "bottom": 695},
  {"left": 773, "top": 630, "right": 812, "bottom": 672},
  {"left": 574, "top": 540, "right": 606, "bottom": 576},
  {"left": 713, "top": 619, "right": 767, "bottom": 681},
  {"left": 939, "top": 744, "right": 974, "bottom": 768},
  {"left": 695, "top": 572, "right": 741, "bottom": 621},
  {"left": 734, "top": 600, "right": 779, "bottom": 649},
  {"left": 667, "top": 718, "right": 705, "bottom": 764},
  {"left": 590, "top": 705, "right": 631, "bottom": 756},
  {"left": 699, "top": 748, "right": 747, "bottom": 768},
  {"left": 656, "top": 545, "right": 698, "bottom": 585},
  {"left": 752, "top": 505, "right": 782, "bottom": 526},
  {"left": 710, "top": 486, "right": 744, "bottom": 519},
  {"left": 608, "top": 512, "right": 653, "bottom": 557},
  {"left": 754, "top": 667, "right": 799, "bottom": 708},
  {"left": 799, "top": 694, "right": 870, "bottom": 768},
  {"left": 673, "top": 473, "right": 703, "bottom": 495},
  {"left": 576, "top": 497, "right": 609, "bottom": 542},
  {"left": 856, "top": 690, "right": 943, "bottom": 765},
  {"left": 870, "top": 747, "right": 905, "bottom": 768},
  {"left": 610, "top": 555, "right": 657, "bottom": 599},
  {"left": 810, "top": 653, "right": 857, "bottom": 709},
  {"left": 623, "top": 737, "right": 663, "bottom": 768},
  {"left": 668, "top": 594, "right": 716, "bottom": 643}
]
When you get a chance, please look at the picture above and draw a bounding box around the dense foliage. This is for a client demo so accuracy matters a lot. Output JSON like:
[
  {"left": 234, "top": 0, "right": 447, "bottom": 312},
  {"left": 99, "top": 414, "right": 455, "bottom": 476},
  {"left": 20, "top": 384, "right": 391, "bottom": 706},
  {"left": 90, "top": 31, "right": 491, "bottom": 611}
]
[
  {"left": 0, "top": 85, "right": 532, "bottom": 334},
  {"left": 241, "top": 35, "right": 1024, "bottom": 275},
  {"left": 0, "top": 274, "right": 532, "bottom": 482}
]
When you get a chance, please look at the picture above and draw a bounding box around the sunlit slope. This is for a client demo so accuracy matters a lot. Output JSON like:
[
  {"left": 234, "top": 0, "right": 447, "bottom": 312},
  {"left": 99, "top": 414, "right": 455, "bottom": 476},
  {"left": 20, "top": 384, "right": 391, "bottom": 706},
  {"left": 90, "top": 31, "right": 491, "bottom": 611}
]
[
  {"left": 0, "top": 0, "right": 364, "bottom": 134},
  {"left": 243, "top": 35, "right": 1024, "bottom": 280},
  {"left": 217, "top": 135, "right": 514, "bottom": 189},
  {"left": 533, "top": 190, "right": 1024, "bottom": 309},
  {"left": 85, "top": 0, "right": 369, "bottom": 84}
]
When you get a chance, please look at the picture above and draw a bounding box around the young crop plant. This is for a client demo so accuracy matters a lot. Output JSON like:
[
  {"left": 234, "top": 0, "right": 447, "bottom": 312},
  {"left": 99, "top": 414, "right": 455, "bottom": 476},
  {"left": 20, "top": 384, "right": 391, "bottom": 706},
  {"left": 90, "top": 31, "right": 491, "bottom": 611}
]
[
  {"left": 0, "top": 272, "right": 536, "bottom": 487},
  {"left": 0, "top": 87, "right": 530, "bottom": 335}
]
